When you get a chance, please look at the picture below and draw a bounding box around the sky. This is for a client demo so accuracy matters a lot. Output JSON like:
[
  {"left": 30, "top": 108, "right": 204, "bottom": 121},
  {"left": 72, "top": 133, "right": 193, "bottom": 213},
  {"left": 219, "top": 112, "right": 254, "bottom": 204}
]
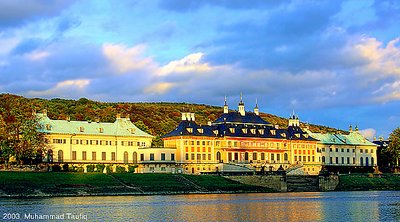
[{"left": 0, "top": 0, "right": 399, "bottom": 139}]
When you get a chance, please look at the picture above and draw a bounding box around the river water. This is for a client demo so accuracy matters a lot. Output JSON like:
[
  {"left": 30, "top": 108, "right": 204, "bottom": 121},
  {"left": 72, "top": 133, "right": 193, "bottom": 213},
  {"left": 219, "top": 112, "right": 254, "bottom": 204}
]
[{"left": 1, "top": 191, "right": 400, "bottom": 222}]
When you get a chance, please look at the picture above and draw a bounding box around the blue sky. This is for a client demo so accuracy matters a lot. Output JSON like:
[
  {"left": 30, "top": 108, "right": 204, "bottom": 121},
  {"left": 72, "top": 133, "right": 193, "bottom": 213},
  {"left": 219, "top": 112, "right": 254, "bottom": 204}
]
[{"left": 1, "top": 0, "right": 399, "bottom": 139}]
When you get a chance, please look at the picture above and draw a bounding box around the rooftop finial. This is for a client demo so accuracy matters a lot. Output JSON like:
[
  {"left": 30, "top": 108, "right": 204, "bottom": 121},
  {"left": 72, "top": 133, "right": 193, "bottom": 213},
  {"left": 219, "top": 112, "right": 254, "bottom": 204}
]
[
  {"left": 255, "top": 98, "right": 258, "bottom": 108},
  {"left": 240, "top": 92, "right": 243, "bottom": 103},
  {"left": 224, "top": 95, "right": 227, "bottom": 106}
]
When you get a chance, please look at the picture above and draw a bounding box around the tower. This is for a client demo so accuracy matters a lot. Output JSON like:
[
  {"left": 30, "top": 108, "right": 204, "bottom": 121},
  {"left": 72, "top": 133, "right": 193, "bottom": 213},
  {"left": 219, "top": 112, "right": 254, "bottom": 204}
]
[
  {"left": 238, "top": 92, "right": 245, "bottom": 116},
  {"left": 223, "top": 96, "right": 229, "bottom": 114},
  {"left": 288, "top": 110, "right": 300, "bottom": 127},
  {"left": 254, "top": 98, "right": 259, "bottom": 116}
]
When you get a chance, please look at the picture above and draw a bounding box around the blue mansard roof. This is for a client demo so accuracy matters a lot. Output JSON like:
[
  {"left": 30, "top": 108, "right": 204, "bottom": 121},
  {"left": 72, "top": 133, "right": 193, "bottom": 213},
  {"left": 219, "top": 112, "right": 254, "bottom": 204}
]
[{"left": 213, "top": 111, "right": 272, "bottom": 126}]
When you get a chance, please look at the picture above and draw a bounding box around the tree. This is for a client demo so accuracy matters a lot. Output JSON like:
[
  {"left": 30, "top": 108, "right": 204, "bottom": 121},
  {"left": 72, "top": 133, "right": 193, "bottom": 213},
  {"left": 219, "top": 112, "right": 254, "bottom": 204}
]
[{"left": 388, "top": 127, "right": 400, "bottom": 168}]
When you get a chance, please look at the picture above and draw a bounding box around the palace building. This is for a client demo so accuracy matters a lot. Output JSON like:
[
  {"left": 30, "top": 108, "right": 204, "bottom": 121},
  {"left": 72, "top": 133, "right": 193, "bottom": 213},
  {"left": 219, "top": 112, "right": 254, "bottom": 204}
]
[
  {"left": 307, "top": 126, "right": 378, "bottom": 172},
  {"left": 162, "top": 95, "right": 321, "bottom": 175},
  {"left": 37, "top": 111, "right": 154, "bottom": 166}
]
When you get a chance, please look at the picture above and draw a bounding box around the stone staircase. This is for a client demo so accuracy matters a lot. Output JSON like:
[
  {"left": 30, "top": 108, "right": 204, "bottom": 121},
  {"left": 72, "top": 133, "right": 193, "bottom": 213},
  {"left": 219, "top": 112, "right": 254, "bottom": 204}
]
[
  {"left": 174, "top": 175, "right": 208, "bottom": 192},
  {"left": 286, "top": 175, "right": 319, "bottom": 192}
]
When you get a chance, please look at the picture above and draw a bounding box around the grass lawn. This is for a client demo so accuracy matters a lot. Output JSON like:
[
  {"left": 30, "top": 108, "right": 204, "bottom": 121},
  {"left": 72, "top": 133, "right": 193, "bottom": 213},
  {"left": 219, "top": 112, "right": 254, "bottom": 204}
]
[
  {"left": 336, "top": 174, "right": 400, "bottom": 191},
  {"left": 0, "top": 172, "right": 122, "bottom": 195},
  {"left": 112, "top": 173, "right": 197, "bottom": 192}
]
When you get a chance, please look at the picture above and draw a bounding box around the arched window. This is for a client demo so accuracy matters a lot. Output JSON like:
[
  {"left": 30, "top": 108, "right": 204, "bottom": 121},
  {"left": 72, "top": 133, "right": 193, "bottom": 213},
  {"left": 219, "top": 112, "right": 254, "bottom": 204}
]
[
  {"left": 365, "top": 157, "right": 369, "bottom": 166},
  {"left": 322, "top": 156, "right": 325, "bottom": 163},
  {"left": 284, "top": 153, "right": 288, "bottom": 161},
  {"left": 123, "top": 151, "right": 128, "bottom": 164},
  {"left": 360, "top": 157, "right": 363, "bottom": 166},
  {"left": 47, "top": 149, "right": 53, "bottom": 163},
  {"left": 58, "top": 150, "right": 63, "bottom": 163},
  {"left": 371, "top": 157, "right": 374, "bottom": 166},
  {"left": 245, "top": 152, "right": 249, "bottom": 161},
  {"left": 216, "top": 151, "right": 221, "bottom": 162},
  {"left": 132, "top": 152, "right": 137, "bottom": 164}
]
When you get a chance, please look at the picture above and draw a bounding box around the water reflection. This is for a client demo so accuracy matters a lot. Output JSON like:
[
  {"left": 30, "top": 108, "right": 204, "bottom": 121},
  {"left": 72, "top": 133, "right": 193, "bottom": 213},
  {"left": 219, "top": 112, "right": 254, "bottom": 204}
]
[{"left": 1, "top": 191, "right": 399, "bottom": 222}]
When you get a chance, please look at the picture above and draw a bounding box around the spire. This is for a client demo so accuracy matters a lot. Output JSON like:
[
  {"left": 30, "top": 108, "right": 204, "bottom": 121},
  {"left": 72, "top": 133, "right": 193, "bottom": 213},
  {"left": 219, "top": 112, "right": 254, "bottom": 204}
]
[
  {"left": 238, "top": 92, "right": 245, "bottom": 116},
  {"left": 223, "top": 96, "right": 229, "bottom": 114},
  {"left": 349, "top": 124, "right": 353, "bottom": 132},
  {"left": 254, "top": 98, "right": 259, "bottom": 116}
]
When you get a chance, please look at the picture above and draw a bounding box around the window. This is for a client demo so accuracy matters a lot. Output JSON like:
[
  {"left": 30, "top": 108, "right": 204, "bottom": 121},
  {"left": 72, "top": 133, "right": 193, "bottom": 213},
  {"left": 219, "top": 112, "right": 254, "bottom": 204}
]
[
  {"left": 341, "top": 157, "right": 344, "bottom": 164},
  {"left": 322, "top": 156, "right": 325, "bottom": 163},
  {"left": 161, "top": 167, "right": 166, "bottom": 171},
  {"left": 99, "top": 128, "right": 104, "bottom": 133},
  {"left": 191, "top": 153, "right": 195, "bottom": 160},
  {"left": 132, "top": 152, "right": 137, "bottom": 164},
  {"left": 370, "top": 149, "right": 374, "bottom": 154},
  {"left": 141, "top": 142, "right": 146, "bottom": 147},
  {"left": 202, "top": 154, "right": 206, "bottom": 161},
  {"left": 197, "top": 154, "right": 201, "bottom": 161},
  {"left": 208, "top": 154, "right": 211, "bottom": 160},
  {"left": 184, "top": 140, "right": 188, "bottom": 145},
  {"left": 228, "top": 153, "right": 232, "bottom": 161},
  {"left": 322, "top": 148, "right": 325, "bottom": 152},
  {"left": 335, "top": 157, "right": 338, "bottom": 164},
  {"left": 330, "top": 157, "right": 333, "bottom": 164},
  {"left": 82, "top": 151, "right": 87, "bottom": 160},
  {"left": 111, "top": 152, "right": 116, "bottom": 161},
  {"left": 366, "top": 149, "right": 368, "bottom": 153},
  {"left": 253, "top": 152, "right": 257, "bottom": 160},
  {"left": 161, "top": 153, "right": 166, "bottom": 161},
  {"left": 360, "top": 149, "right": 363, "bottom": 153},
  {"left": 261, "top": 153, "right": 265, "bottom": 161},
  {"left": 150, "top": 153, "right": 154, "bottom": 161},
  {"left": 360, "top": 157, "right": 364, "bottom": 166},
  {"left": 140, "top": 154, "right": 144, "bottom": 161},
  {"left": 202, "top": 141, "right": 206, "bottom": 146},
  {"left": 92, "top": 152, "right": 96, "bottom": 161},
  {"left": 57, "top": 150, "right": 63, "bottom": 163},
  {"left": 294, "top": 156, "right": 297, "bottom": 161},
  {"left": 124, "top": 151, "right": 128, "bottom": 164},
  {"left": 79, "top": 126, "right": 84, "bottom": 132},
  {"left": 171, "top": 154, "right": 175, "bottom": 161},
  {"left": 197, "top": 141, "right": 200, "bottom": 146},
  {"left": 347, "top": 157, "right": 350, "bottom": 164},
  {"left": 72, "top": 151, "right": 77, "bottom": 160},
  {"left": 185, "top": 153, "right": 189, "bottom": 160},
  {"left": 271, "top": 154, "right": 275, "bottom": 161},
  {"left": 102, "top": 152, "right": 106, "bottom": 161},
  {"left": 335, "top": 148, "right": 338, "bottom": 152},
  {"left": 347, "top": 149, "right": 350, "bottom": 153},
  {"left": 341, "top": 148, "right": 344, "bottom": 152}
]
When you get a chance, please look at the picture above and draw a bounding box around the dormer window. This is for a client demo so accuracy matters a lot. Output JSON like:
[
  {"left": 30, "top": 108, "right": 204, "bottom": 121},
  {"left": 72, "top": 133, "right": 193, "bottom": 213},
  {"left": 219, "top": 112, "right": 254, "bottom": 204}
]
[
  {"left": 213, "top": 130, "right": 219, "bottom": 135},
  {"left": 99, "top": 128, "right": 104, "bottom": 133},
  {"left": 270, "top": 130, "right": 276, "bottom": 135},
  {"left": 197, "top": 128, "right": 203, "bottom": 134},
  {"left": 295, "top": 133, "right": 300, "bottom": 138},
  {"left": 250, "top": 129, "right": 256, "bottom": 134},
  {"left": 79, "top": 127, "right": 84, "bottom": 132},
  {"left": 281, "top": 133, "right": 286, "bottom": 137},
  {"left": 129, "top": 128, "right": 135, "bottom": 134},
  {"left": 304, "top": 134, "right": 309, "bottom": 138},
  {"left": 229, "top": 128, "right": 235, "bottom": 134},
  {"left": 242, "top": 128, "right": 248, "bottom": 134},
  {"left": 187, "top": 128, "right": 193, "bottom": 133},
  {"left": 45, "top": 124, "right": 52, "bottom": 130},
  {"left": 258, "top": 129, "right": 264, "bottom": 134}
]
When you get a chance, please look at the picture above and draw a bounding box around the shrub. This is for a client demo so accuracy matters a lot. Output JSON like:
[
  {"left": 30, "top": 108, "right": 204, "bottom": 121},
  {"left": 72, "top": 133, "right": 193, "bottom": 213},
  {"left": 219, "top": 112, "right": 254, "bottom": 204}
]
[
  {"left": 128, "top": 165, "right": 138, "bottom": 173},
  {"left": 52, "top": 165, "right": 61, "bottom": 172},
  {"left": 116, "top": 166, "right": 126, "bottom": 173},
  {"left": 96, "top": 164, "right": 105, "bottom": 172},
  {"left": 76, "top": 166, "right": 84, "bottom": 173},
  {"left": 86, "top": 165, "right": 95, "bottom": 172},
  {"left": 106, "top": 165, "right": 113, "bottom": 174},
  {"left": 62, "top": 163, "right": 69, "bottom": 172}
]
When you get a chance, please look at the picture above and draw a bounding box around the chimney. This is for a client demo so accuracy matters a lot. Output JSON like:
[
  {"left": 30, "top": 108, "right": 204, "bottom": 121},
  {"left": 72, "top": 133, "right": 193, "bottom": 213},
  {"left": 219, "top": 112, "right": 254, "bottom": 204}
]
[
  {"left": 190, "top": 113, "right": 195, "bottom": 121},
  {"left": 182, "top": 112, "right": 187, "bottom": 121}
]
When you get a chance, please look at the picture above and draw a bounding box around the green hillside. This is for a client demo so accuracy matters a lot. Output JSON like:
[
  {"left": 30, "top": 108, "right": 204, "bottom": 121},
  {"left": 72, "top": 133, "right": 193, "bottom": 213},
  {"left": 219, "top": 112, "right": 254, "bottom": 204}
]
[{"left": 0, "top": 93, "right": 344, "bottom": 138}]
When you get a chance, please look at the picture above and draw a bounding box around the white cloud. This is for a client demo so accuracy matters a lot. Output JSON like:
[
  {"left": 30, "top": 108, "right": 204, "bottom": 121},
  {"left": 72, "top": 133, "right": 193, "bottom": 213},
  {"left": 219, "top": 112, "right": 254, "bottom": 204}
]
[
  {"left": 359, "top": 128, "right": 376, "bottom": 140},
  {"left": 102, "top": 43, "right": 155, "bottom": 73},
  {"left": 355, "top": 37, "right": 400, "bottom": 78},
  {"left": 158, "top": 52, "right": 212, "bottom": 76},
  {"left": 27, "top": 79, "right": 90, "bottom": 97},
  {"left": 144, "top": 82, "right": 177, "bottom": 95},
  {"left": 25, "top": 50, "right": 49, "bottom": 61}
]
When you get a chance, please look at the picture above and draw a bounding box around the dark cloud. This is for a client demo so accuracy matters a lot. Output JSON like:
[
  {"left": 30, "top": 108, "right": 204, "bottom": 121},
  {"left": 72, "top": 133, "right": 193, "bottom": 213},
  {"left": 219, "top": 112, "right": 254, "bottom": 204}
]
[
  {"left": 0, "top": 0, "right": 75, "bottom": 28},
  {"left": 203, "top": 1, "right": 363, "bottom": 71},
  {"left": 11, "top": 38, "right": 44, "bottom": 55}
]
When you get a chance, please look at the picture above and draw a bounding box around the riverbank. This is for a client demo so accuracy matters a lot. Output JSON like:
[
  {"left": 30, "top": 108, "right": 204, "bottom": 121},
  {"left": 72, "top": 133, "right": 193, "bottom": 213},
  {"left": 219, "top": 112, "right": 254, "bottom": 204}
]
[
  {"left": 1, "top": 172, "right": 400, "bottom": 198},
  {"left": 0, "top": 172, "right": 273, "bottom": 197}
]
